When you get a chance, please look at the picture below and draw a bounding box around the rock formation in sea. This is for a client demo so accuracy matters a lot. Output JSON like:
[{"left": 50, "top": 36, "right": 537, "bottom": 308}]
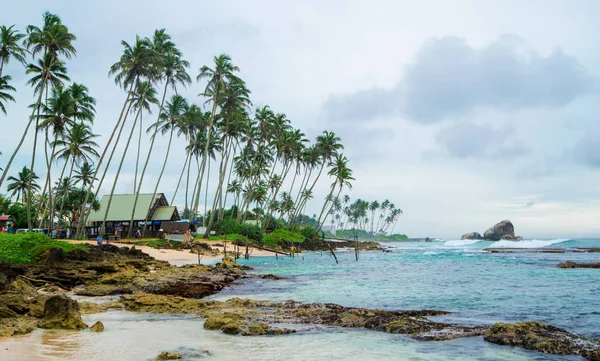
[{"left": 461, "top": 220, "right": 523, "bottom": 241}]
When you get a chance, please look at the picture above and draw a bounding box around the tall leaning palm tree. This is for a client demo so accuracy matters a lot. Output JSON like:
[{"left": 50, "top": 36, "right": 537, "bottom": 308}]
[
  {"left": 53, "top": 122, "right": 99, "bottom": 226},
  {"left": 137, "top": 95, "right": 188, "bottom": 233},
  {"left": 77, "top": 35, "right": 157, "bottom": 237},
  {"left": 0, "top": 12, "right": 76, "bottom": 231},
  {"left": 128, "top": 30, "right": 190, "bottom": 237},
  {"left": 316, "top": 153, "right": 354, "bottom": 232},
  {"left": 193, "top": 54, "right": 240, "bottom": 220},
  {"left": 0, "top": 25, "right": 27, "bottom": 78}
]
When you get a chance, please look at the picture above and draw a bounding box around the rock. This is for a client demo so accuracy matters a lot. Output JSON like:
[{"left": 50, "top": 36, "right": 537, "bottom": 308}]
[
  {"left": 483, "top": 322, "right": 600, "bottom": 358},
  {"left": 243, "top": 323, "right": 269, "bottom": 335},
  {"left": 515, "top": 236, "right": 523, "bottom": 241},
  {"left": 155, "top": 351, "right": 183, "bottom": 360},
  {"left": 90, "top": 321, "right": 104, "bottom": 332},
  {"left": 120, "top": 294, "right": 211, "bottom": 313},
  {"left": 204, "top": 312, "right": 243, "bottom": 335},
  {"left": 461, "top": 232, "right": 482, "bottom": 240},
  {"left": 37, "top": 295, "right": 88, "bottom": 330},
  {"left": 79, "top": 301, "right": 123, "bottom": 315},
  {"left": 75, "top": 284, "right": 135, "bottom": 296},
  {"left": 0, "top": 317, "right": 38, "bottom": 337},
  {"left": 558, "top": 261, "right": 600, "bottom": 269},
  {"left": 483, "top": 220, "right": 515, "bottom": 241}
]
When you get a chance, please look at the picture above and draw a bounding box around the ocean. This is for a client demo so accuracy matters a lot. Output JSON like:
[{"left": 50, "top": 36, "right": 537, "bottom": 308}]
[{"left": 2, "top": 238, "right": 599, "bottom": 360}]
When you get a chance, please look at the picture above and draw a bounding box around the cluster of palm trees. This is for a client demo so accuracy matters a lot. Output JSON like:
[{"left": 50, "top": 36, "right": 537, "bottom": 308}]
[
  {"left": 0, "top": 14, "right": 101, "bottom": 231},
  {"left": 330, "top": 196, "right": 403, "bottom": 236},
  {"left": 0, "top": 12, "right": 357, "bottom": 237}
]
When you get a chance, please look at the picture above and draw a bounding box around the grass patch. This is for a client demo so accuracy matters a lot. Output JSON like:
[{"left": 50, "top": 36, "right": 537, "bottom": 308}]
[
  {"left": 208, "top": 234, "right": 247, "bottom": 242},
  {"left": 0, "top": 233, "right": 86, "bottom": 264},
  {"left": 132, "top": 239, "right": 181, "bottom": 248},
  {"left": 263, "top": 229, "right": 305, "bottom": 248}
]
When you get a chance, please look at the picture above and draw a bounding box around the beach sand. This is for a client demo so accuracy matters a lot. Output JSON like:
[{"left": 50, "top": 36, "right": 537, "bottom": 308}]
[{"left": 66, "top": 239, "right": 277, "bottom": 266}]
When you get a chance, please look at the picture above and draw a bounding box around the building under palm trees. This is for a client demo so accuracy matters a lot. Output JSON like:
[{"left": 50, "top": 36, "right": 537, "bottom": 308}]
[{"left": 86, "top": 193, "right": 179, "bottom": 237}]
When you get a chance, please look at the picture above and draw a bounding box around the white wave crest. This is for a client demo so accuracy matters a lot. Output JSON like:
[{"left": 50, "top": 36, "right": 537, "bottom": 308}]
[
  {"left": 492, "top": 239, "right": 570, "bottom": 248},
  {"left": 444, "top": 239, "right": 484, "bottom": 247}
]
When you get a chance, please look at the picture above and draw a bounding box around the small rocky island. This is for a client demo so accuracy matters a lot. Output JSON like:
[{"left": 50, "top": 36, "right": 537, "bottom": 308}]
[{"left": 461, "top": 220, "right": 523, "bottom": 241}]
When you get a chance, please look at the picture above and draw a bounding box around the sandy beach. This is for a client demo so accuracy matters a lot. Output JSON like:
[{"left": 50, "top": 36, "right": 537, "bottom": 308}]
[{"left": 66, "top": 239, "right": 278, "bottom": 266}]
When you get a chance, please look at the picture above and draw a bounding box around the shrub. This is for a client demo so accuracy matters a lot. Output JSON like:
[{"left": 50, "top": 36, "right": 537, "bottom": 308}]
[
  {"left": 300, "top": 226, "right": 317, "bottom": 241},
  {"left": 239, "top": 223, "right": 263, "bottom": 243},
  {"left": 263, "top": 229, "right": 305, "bottom": 248},
  {"left": 0, "top": 233, "right": 86, "bottom": 264},
  {"left": 214, "top": 218, "right": 241, "bottom": 235}
]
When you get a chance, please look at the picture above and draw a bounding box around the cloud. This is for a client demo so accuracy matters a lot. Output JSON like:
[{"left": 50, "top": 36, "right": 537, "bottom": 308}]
[
  {"left": 323, "top": 35, "right": 594, "bottom": 123},
  {"left": 434, "top": 121, "right": 529, "bottom": 160},
  {"left": 571, "top": 131, "right": 600, "bottom": 167}
]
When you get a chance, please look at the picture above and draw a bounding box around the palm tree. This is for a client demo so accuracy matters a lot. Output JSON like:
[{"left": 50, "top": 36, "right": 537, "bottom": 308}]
[
  {"left": 52, "top": 122, "right": 99, "bottom": 225},
  {"left": 204, "top": 77, "right": 251, "bottom": 235},
  {"left": 0, "top": 25, "right": 27, "bottom": 77},
  {"left": 136, "top": 94, "right": 188, "bottom": 232},
  {"left": 25, "top": 54, "right": 70, "bottom": 96},
  {"left": 0, "top": 75, "right": 15, "bottom": 114},
  {"left": 73, "top": 162, "right": 96, "bottom": 188},
  {"left": 131, "top": 81, "right": 158, "bottom": 192},
  {"left": 292, "top": 131, "right": 343, "bottom": 228},
  {"left": 128, "top": 30, "right": 190, "bottom": 237},
  {"left": 77, "top": 35, "right": 157, "bottom": 237},
  {"left": 7, "top": 167, "right": 40, "bottom": 204},
  {"left": 316, "top": 153, "right": 354, "bottom": 231},
  {"left": 0, "top": 12, "right": 76, "bottom": 231},
  {"left": 369, "top": 200, "right": 380, "bottom": 234},
  {"left": 194, "top": 54, "right": 240, "bottom": 221}
]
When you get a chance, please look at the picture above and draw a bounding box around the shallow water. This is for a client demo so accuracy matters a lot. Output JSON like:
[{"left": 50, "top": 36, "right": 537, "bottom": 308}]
[{"left": 1, "top": 238, "right": 598, "bottom": 360}]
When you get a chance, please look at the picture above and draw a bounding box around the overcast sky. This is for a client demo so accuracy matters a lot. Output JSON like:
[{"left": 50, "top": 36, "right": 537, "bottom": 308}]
[{"left": 2, "top": 0, "right": 600, "bottom": 239}]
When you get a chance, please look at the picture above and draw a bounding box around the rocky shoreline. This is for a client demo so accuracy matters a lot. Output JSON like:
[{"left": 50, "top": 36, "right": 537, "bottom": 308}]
[{"left": 1, "top": 244, "right": 599, "bottom": 360}]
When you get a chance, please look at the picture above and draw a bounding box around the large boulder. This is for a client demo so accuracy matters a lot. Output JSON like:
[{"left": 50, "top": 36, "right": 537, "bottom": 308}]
[
  {"left": 461, "top": 232, "right": 482, "bottom": 240},
  {"left": 483, "top": 220, "right": 515, "bottom": 241},
  {"left": 37, "top": 295, "right": 88, "bottom": 330}
]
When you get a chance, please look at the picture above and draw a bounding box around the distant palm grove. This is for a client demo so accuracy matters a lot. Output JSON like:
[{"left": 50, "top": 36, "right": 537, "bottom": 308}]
[{"left": 0, "top": 12, "right": 402, "bottom": 239}]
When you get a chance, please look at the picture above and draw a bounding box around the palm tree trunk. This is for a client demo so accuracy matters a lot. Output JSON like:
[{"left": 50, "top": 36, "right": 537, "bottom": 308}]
[
  {"left": 37, "top": 131, "right": 52, "bottom": 228},
  {"left": 192, "top": 96, "right": 218, "bottom": 219},
  {"left": 205, "top": 134, "right": 233, "bottom": 236},
  {"left": 219, "top": 143, "right": 237, "bottom": 221},
  {"left": 101, "top": 105, "right": 142, "bottom": 230},
  {"left": 76, "top": 79, "right": 137, "bottom": 238},
  {"left": 128, "top": 78, "right": 169, "bottom": 238},
  {"left": 43, "top": 134, "right": 59, "bottom": 232},
  {"left": 316, "top": 182, "right": 337, "bottom": 230},
  {"left": 203, "top": 158, "right": 211, "bottom": 228},
  {"left": 171, "top": 152, "right": 189, "bottom": 205},
  {"left": 189, "top": 156, "right": 200, "bottom": 218},
  {"left": 57, "top": 157, "right": 75, "bottom": 228},
  {"left": 141, "top": 127, "right": 174, "bottom": 236},
  {"left": 134, "top": 107, "right": 143, "bottom": 192},
  {"left": 184, "top": 152, "right": 193, "bottom": 217}
]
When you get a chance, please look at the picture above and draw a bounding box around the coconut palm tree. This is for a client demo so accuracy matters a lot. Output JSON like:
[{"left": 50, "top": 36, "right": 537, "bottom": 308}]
[
  {"left": 131, "top": 80, "right": 158, "bottom": 191},
  {"left": 0, "top": 12, "right": 76, "bottom": 230},
  {"left": 0, "top": 25, "right": 27, "bottom": 78},
  {"left": 7, "top": 167, "right": 40, "bottom": 204},
  {"left": 316, "top": 153, "right": 354, "bottom": 231},
  {"left": 194, "top": 54, "right": 240, "bottom": 220},
  {"left": 128, "top": 30, "right": 190, "bottom": 237},
  {"left": 77, "top": 35, "right": 157, "bottom": 237},
  {"left": 204, "top": 77, "right": 251, "bottom": 235},
  {"left": 136, "top": 94, "right": 188, "bottom": 232},
  {"left": 25, "top": 54, "right": 70, "bottom": 96},
  {"left": 73, "top": 162, "right": 96, "bottom": 188},
  {"left": 0, "top": 75, "right": 15, "bottom": 114},
  {"left": 52, "top": 122, "right": 99, "bottom": 225}
]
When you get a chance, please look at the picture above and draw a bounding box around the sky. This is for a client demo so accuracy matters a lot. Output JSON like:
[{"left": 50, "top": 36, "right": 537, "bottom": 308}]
[{"left": 1, "top": 0, "right": 600, "bottom": 239}]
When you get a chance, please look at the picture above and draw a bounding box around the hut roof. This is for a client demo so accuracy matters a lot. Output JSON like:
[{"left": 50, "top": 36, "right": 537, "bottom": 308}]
[
  {"left": 87, "top": 193, "right": 168, "bottom": 223},
  {"left": 151, "top": 206, "right": 180, "bottom": 221}
]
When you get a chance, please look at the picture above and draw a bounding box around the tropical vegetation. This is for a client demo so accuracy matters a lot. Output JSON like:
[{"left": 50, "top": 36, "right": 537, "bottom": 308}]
[{"left": 0, "top": 12, "right": 403, "bottom": 244}]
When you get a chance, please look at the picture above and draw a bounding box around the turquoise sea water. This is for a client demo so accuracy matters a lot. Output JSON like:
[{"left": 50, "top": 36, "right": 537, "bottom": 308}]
[{"left": 2, "top": 238, "right": 599, "bottom": 360}]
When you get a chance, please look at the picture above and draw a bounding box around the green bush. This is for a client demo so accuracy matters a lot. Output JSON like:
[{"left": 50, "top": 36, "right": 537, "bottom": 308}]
[
  {"left": 263, "top": 229, "right": 305, "bottom": 248},
  {"left": 0, "top": 233, "right": 86, "bottom": 264},
  {"left": 208, "top": 233, "right": 246, "bottom": 242},
  {"left": 214, "top": 218, "right": 241, "bottom": 235},
  {"left": 240, "top": 223, "right": 263, "bottom": 243},
  {"left": 300, "top": 226, "right": 317, "bottom": 241}
]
